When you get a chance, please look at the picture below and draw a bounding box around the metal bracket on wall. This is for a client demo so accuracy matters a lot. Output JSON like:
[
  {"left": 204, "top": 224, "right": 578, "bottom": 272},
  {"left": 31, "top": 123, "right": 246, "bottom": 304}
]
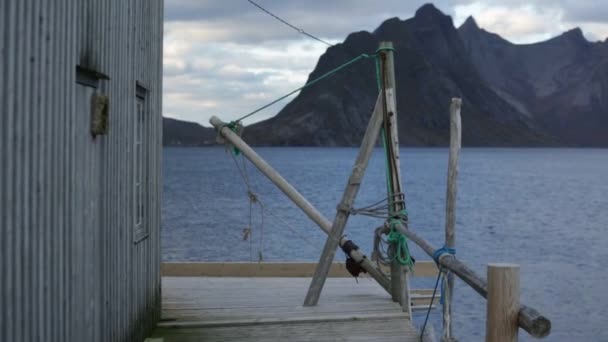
[{"left": 91, "top": 94, "right": 109, "bottom": 137}]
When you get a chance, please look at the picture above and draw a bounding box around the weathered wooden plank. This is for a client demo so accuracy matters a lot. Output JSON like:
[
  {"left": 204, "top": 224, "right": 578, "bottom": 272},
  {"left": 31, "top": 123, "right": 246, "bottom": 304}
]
[
  {"left": 159, "top": 311, "right": 407, "bottom": 329},
  {"left": 151, "top": 277, "right": 421, "bottom": 342},
  {"left": 153, "top": 318, "right": 419, "bottom": 342},
  {"left": 160, "top": 261, "right": 438, "bottom": 278},
  {"left": 161, "top": 304, "right": 431, "bottom": 323},
  {"left": 160, "top": 277, "right": 394, "bottom": 307}
]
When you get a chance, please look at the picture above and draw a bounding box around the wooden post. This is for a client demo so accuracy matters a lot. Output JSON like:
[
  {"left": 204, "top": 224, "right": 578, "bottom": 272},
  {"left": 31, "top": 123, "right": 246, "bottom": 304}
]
[
  {"left": 210, "top": 116, "right": 392, "bottom": 294},
  {"left": 378, "top": 41, "right": 412, "bottom": 316},
  {"left": 303, "top": 94, "right": 385, "bottom": 306},
  {"left": 486, "top": 264, "right": 520, "bottom": 342},
  {"left": 442, "top": 98, "right": 462, "bottom": 342}
]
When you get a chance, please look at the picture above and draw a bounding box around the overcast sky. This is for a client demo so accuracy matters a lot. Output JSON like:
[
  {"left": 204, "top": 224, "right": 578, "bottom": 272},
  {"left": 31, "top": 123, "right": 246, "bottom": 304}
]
[{"left": 163, "top": 1, "right": 608, "bottom": 126}]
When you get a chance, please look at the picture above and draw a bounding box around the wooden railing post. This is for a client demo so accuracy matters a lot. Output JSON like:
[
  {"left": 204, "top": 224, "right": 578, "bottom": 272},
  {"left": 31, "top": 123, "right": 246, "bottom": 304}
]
[
  {"left": 442, "top": 98, "right": 462, "bottom": 342},
  {"left": 486, "top": 263, "right": 520, "bottom": 342}
]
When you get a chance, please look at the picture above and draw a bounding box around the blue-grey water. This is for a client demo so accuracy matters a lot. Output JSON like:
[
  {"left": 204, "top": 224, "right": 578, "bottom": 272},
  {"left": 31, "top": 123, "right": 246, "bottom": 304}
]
[{"left": 162, "top": 147, "right": 608, "bottom": 341}]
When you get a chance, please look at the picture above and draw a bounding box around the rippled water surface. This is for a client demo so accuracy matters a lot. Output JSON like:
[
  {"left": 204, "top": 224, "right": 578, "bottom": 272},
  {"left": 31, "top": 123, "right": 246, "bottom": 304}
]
[{"left": 163, "top": 147, "right": 608, "bottom": 341}]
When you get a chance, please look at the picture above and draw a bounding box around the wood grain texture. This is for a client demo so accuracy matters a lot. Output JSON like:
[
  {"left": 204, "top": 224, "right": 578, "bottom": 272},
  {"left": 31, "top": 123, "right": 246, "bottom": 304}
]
[
  {"left": 379, "top": 40, "right": 412, "bottom": 317},
  {"left": 210, "top": 116, "right": 391, "bottom": 293},
  {"left": 486, "top": 264, "right": 520, "bottom": 342},
  {"left": 151, "top": 277, "right": 421, "bottom": 342},
  {"left": 304, "top": 94, "right": 385, "bottom": 306},
  {"left": 160, "top": 261, "right": 438, "bottom": 278},
  {"left": 442, "top": 97, "right": 462, "bottom": 342}
]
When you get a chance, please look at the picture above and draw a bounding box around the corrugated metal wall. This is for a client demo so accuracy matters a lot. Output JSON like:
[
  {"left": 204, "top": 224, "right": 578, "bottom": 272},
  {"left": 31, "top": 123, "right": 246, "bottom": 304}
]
[{"left": 0, "top": 1, "right": 163, "bottom": 341}]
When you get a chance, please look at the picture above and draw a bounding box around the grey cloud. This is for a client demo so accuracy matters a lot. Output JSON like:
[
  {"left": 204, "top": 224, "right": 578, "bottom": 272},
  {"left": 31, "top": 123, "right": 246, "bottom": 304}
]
[
  {"left": 164, "top": 0, "right": 465, "bottom": 43},
  {"left": 165, "top": 1, "right": 608, "bottom": 43},
  {"left": 559, "top": 0, "right": 608, "bottom": 23},
  {"left": 162, "top": 37, "right": 327, "bottom": 125},
  {"left": 458, "top": 0, "right": 608, "bottom": 24}
]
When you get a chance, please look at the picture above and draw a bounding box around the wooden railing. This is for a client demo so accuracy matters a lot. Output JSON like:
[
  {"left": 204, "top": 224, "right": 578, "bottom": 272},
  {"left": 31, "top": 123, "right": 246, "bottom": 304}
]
[{"left": 161, "top": 261, "right": 438, "bottom": 278}]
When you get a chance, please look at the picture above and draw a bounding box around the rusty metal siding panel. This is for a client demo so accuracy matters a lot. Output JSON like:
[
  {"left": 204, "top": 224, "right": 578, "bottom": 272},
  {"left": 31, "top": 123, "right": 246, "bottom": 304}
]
[{"left": 0, "top": 0, "right": 163, "bottom": 341}]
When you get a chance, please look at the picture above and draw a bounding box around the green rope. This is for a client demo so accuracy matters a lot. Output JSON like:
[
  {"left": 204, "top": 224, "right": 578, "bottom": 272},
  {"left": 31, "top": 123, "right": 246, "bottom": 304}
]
[
  {"left": 387, "top": 211, "right": 414, "bottom": 269},
  {"left": 221, "top": 47, "right": 394, "bottom": 157},
  {"left": 224, "top": 122, "right": 241, "bottom": 155},
  {"left": 375, "top": 47, "right": 413, "bottom": 268},
  {"left": 374, "top": 53, "right": 383, "bottom": 91},
  {"left": 235, "top": 54, "right": 370, "bottom": 123},
  {"left": 375, "top": 56, "right": 393, "bottom": 201},
  {"left": 232, "top": 47, "right": 395, "bottom": 123}
]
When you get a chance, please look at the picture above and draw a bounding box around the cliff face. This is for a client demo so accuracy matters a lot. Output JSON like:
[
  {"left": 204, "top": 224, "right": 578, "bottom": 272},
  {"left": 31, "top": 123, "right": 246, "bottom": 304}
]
[
  {"left": 243, "top": 4, "right": 554, "bottom": 146},
  {"left": 163, "top": 117, "right": 216, "bottom": 146},
  {"left": 166, "top": 4, "right": 607, "bottom": 147},
  {"left": 458, "top": 17, "right": 608, "bottom": 145}
]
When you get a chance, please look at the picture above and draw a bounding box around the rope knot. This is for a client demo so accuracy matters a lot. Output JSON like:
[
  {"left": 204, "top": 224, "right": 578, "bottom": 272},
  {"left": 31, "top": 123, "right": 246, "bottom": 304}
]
[
  {"left": 220, "top": 121, "right": 244, "bottom": 155},
  {"left": 375, "top": 46, "right": 396, "bottom": 54},
  {"left": 432, "top": 246, "right": 456, "bottom": 265},
  {"left": 389, "top": 209, "right": 408, "bottom": 222},
  {"left": 384, "top": 215, "right": 414, "bottom": 270},
  {"left": 247, "top": 190, "right": 258, "bottom": 203}
]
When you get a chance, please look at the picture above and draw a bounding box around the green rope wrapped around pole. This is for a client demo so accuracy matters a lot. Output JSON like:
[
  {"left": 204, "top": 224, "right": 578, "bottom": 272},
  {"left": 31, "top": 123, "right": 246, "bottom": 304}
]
[
  {"left": 374, "top": 46, "right": 414, "bottom": 269},
  {"left": 222, "top": 121, "right": 243, "bottom": 155},
  {"left": 387, "top": 211, "right": 414, "bottom": 269}
]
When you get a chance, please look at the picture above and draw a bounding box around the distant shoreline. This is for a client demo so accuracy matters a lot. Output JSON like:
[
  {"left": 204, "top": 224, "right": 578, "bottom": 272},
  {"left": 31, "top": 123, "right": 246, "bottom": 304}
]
[{"left": 162, "top": 144, "right": 608, "bottom": 149}]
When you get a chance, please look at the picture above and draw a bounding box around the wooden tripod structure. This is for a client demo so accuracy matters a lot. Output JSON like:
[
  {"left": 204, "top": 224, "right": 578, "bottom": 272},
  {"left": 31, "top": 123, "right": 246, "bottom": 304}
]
[
  {"left": 210, "top": 41, "right": 551, "bottom": 341},
  {"left": 302, "top": 41, "right": 411, "bottom": 313}
]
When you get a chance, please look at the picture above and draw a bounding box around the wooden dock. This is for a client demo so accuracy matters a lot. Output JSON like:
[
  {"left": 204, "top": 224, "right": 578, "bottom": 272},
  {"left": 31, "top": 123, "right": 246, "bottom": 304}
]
[{"left": 149, "top": 263, "right": 427, "bottom": 341}]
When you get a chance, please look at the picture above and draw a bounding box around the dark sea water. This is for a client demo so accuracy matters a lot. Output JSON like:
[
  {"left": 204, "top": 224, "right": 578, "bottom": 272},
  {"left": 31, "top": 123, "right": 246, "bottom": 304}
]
[{"left": 162, "top": 147, "right": 608, "bottom": 341}]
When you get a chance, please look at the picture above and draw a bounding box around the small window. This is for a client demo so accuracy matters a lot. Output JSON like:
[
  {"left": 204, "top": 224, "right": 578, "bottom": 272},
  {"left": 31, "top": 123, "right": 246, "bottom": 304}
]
[{"left": 134, "top": 83, "right": 149, "bottom": 243}]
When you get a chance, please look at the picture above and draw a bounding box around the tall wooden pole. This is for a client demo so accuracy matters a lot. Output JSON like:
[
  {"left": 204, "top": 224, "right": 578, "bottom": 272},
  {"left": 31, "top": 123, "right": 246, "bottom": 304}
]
[
  {"left": 210, "top": 115, "right": 392, "bottom": 294},
  {"left": 442, "top": 98, "right": 462, "bottom": 342},
  {"left": 303, "top": 94, "right": 385, "bottom": 306},
  {"left": 379, "top": 41, "right": 412, "bottom": 316},
  {"left": 486, "top": 263, "right": 520, "bottom": 342}
]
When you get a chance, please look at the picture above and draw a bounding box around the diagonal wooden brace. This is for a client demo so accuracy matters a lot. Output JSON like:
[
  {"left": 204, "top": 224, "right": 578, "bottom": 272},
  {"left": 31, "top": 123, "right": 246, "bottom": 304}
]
[
  {"left": 303, "top": 94, "right": 386, "bottom": 307},
  {"left": 209, "top": 113, "right": 391, "bottom": 300}
]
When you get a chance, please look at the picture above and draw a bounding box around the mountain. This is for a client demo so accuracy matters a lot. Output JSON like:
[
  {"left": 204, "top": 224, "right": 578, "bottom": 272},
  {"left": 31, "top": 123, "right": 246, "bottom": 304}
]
[
  {"left": 458, "top": 17, "right": 608, "bottom": 145},
  {"left": 239, "top": 4, "right": 606, "bottom": 146},
  {"left": 163, "top": 117, "right": 216, "bottom": 146}
]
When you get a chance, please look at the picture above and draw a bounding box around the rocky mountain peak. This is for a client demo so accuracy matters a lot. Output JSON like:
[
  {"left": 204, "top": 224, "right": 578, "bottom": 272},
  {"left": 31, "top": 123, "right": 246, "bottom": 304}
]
[
  {"left": 414, "top": 3, "right": 445, "bottom": 20},
  {"left": 235, "top": 4, "right": 608, "bottom": 147},
  {"left": 560, "top": 27, "right": 587, "bottom": 43},
  {"left": 412, "top": 3, "right": 455, "bottom": 30},
  {"left": 460, "top": 16, "right": 479, "bottom": 31}
]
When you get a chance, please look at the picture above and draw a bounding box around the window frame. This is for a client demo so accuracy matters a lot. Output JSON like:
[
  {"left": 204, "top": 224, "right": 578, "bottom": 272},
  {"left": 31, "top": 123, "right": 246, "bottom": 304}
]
[{"left": 133, "top": 83, "right": 149, "bottom": 243}]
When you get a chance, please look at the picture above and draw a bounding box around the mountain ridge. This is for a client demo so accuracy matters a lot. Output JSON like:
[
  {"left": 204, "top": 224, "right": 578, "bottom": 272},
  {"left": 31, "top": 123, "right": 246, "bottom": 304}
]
[
  {"left": 164, "top": 4, "right": 607, "bottom": 147},
  {"left": 243, "top": 3, "right": 553, "bottom": 146}
]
